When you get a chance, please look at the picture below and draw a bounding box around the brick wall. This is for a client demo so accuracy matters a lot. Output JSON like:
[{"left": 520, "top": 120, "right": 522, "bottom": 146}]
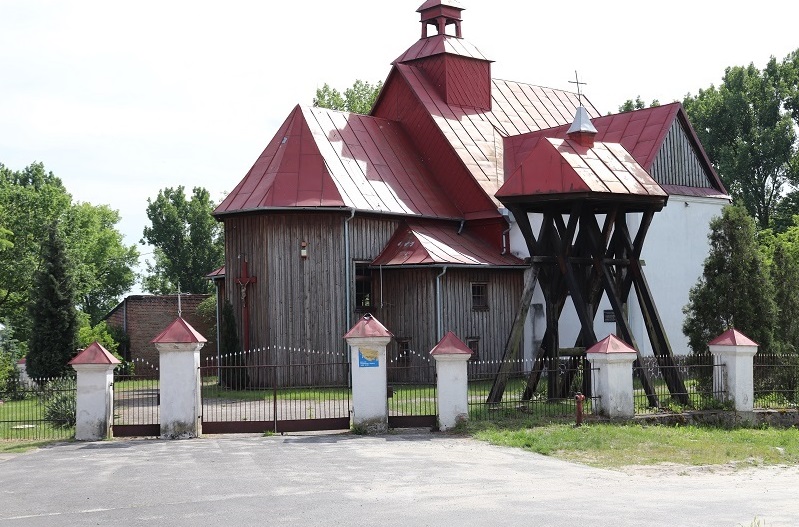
[{"left": 105, "top": 294, "right": 217, "bottom": 367}]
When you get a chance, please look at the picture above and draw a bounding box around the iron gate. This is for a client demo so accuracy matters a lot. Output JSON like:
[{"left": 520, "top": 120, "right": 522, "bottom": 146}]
[
  {"left": 112, "top": 359, "right": 160, "bottom": 437},
  {"left": 387, "top": 352, "right": 437, "bottom": 428},
  {"left": 200, "top": 349, "right": 352, "bottom": 434}
]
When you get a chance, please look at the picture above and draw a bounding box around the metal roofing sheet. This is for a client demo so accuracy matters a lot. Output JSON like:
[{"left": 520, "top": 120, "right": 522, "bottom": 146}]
[
  {"left": 497, "top": 138, "right": 667, "bottom": 200},
  {"left": 393, "top": 34, "right": 489, "bottom": 64},
  {"left": 372, "top": 221, "right": 524, "bottom": 267},
  {"left": 214, "top": 105, "right": 462, "bottom": 218},
  {"left": 503, "top": 103, "right": 727, "bottom": 195}
]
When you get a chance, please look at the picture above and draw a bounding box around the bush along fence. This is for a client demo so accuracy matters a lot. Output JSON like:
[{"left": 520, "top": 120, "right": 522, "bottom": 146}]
[{"left": 9, "top": 316, "right": 799, "bottom": 442}]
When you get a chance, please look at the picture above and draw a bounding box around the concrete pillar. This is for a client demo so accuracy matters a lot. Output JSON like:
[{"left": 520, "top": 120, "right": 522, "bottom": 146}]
[
  {"left": 344, "top": 314, "right": 393, "bottom": 434},
  {"left": 708, "top": 328, "right": 758, "bottom": 419},
  {"left": 152, "top": 317, "right": 206, "bottom": 439},
  {"left": 69, "top": 342, "right": 120, "bottom": 441},
  {"left": 586, "top": 335, "right": 637, "bottom": 419},
  {"left": 16, "top": 358, "right": 31, "bottom": 387},
  {"left": 430, "top": 332, "right": 472, "bottom": 431}
]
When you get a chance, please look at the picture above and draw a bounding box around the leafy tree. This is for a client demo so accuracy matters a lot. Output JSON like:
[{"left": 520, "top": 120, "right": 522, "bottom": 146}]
[
  {"left": 683, "top": 206, "right": 775, "bottom": 354},
  {"left": 76, "top": 313, "right": 121, "bottom": 358},
  {"left": 618, "top": 96, "right": 660, "bottom": 112},
  {"left": 0, "top": 163, "right": 71, "bottom": 342},
  {"left": 0, "top": 162, "right": 137, "bottom": 341},
  {"left": 219, "top": 299, "right": 247, "bottom": 389},
  {"left": 27, "top": 223, "right": 79, "bottom": 379},
  {"left": 141, "top": 186, "right": 223, "bottom": 295},
  {"left": 63, "top": 203, "right": 139, "bottom": 323},
  {"left": 313, "top": 79, "right": 383, "bottom": 114},
  {"left": 683, "top": 55, "right": 799, "bottom": 229}
]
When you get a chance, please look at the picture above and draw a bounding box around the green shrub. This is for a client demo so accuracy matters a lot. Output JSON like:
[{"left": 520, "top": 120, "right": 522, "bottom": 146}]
[{"left": 42, "top": 377, "right": 77, "bottom": 428}]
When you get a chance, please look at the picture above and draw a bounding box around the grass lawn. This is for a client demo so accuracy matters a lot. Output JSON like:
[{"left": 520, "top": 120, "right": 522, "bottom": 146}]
[
  {"left": 0, "top": 440, "right": 64, "bottom": 454},
  {"left": 463, "top": 418, "right": 799, "bottom": 468},
  {"left": 1, "top": 398, "right": 75, "bottom": 441}
]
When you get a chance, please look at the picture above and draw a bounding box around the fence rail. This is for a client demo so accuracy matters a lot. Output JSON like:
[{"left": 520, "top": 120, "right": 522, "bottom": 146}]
[
  {"left": 634, "top": 355, "right": 726, "bottom": 415},
  {"left": 467, "top": 356, "right": 597, "bottom": 420},
  {"left": 754, "top": 353, "right": 799, "bottom": 409},
  {"left": 0, "top": 374, "right": 76, "bottom": 441}
]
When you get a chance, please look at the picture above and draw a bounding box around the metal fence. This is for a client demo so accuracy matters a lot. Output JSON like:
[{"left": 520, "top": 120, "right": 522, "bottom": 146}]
[
  {"left": 754, "top": 353, "right": 799, "bottom": 409},
  {"left": 634, "top": 355, "right": 726, "bottom": 415},
  {"left": 467, "top": 356, "right": 597, "bottom": 421},
  {"left": 387, "top": 350, "right": 437, "bottom": 428},
  {"left": 200, "top": 348, "right": 352, "bottom": 433},
  {"left": 0, "top": 374, "right": 76, "bottom": 441},
  {"left": 113, "top": 359, "right": 160, "bottom": 437}
]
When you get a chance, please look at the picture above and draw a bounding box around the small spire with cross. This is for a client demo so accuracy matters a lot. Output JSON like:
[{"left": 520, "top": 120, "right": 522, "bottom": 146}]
[{"left": 568, "top": 70, "right": 587, "bottom": 107}]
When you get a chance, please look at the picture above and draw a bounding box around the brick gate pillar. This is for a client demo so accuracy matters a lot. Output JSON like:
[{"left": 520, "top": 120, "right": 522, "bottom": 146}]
[
  {"left": 344, "top": 314, "right": 393, "bottom": 434},
  {"left": 708, "top": 328, "right": 758, "bottom": 421},
  {"left": 430, "top": 332, "right": 473, "bottom": 431},
  {"left": 152, "top": 317, "right": 207, "bottom": 439},
  {"left": 70, "top": 342, "right": 120, "bottom": 441},
  {"left": 586, "top": 335, "right": 637, "bottom": 419}
]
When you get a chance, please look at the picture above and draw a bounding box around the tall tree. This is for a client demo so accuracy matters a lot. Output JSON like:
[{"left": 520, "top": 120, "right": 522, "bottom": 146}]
[
  {"left": 313, "top": 79, "right": 383, "bottom": 114},
  {"left": 141, "top": 186, "right": 223, "bottom": 294},
  {"left": 62, "top": 203, "right": 139, "bottom": 323},
  {"left": 683, "top": 206, "right": 775, "bottom": 354},
  {"left": 27, "top": 223, "right": 79, "bottom": 379},
  {"left": 683, "top": 56, "right": 799, "bottom": 229},
  {"left": 0, "top": 163, "right": 72, "bottom": 343},
  {"left": 0, "top": 162, "right": 137, "bottom": 341}
]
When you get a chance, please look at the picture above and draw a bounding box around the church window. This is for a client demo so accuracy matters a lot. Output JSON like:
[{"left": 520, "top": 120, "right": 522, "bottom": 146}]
[
  {"left": 355, "top": 263, "right": 374, "bottom": 312},
  {"left": 471, "top": 282, "right": 488, "bottom": 311}
]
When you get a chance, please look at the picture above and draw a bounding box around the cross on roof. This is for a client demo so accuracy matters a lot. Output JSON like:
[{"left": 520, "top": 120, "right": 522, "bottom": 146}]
[{"left": 568, "top": 71, "right": 587, "bottom": 106}]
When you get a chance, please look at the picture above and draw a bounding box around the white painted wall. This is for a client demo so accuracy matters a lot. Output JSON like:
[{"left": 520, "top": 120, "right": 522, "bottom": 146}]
[
  {"left": 72, "top": 364, "right": 115, "bottom": 441},
  {"left": 432, "top": 354, "right": 470, "bottom": 430},
  {"left": 586, "top": 351, "right": 637, "bottom": 418},
  {"left": 347, "top": 336, "right": 390, "bottom": 433},
  {"left": 156, "top": 343, "right": 203, "bottom": 439},
  {"left": 507, "top": 195, "right": 728, "bottom": 357}
]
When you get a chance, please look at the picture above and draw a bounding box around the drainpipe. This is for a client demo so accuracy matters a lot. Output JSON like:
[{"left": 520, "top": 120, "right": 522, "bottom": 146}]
[
  {"left": 343, "top": 208, "right": 356, "bottom": 330},
  {"left": 501, "top": 223, "right": 512, "bottom": 255},
  {"left": 215, "top": 279, "right": 221, "bottom": 381},
  {"left": 436, "top": 266, "right": 448, "bottom": 341}
]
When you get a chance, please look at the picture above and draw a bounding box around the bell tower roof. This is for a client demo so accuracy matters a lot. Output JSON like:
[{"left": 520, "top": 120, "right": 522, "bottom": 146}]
[{"left": 417, "top": 0, "right": 465, "bottom": 38}]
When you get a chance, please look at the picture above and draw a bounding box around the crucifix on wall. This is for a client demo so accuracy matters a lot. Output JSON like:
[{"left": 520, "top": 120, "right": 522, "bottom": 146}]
[{"left": 235, "top": 254, "right": 257, "bottom": 352}]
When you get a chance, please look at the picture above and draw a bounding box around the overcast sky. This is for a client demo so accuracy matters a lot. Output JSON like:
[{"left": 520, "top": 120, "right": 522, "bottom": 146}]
[{"left": 2, "top": 0, "right": 798, "bottom": 294}]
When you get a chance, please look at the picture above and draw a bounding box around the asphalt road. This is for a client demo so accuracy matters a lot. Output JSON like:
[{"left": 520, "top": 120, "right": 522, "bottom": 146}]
[{"left": 1, "top": 432, "right": 797, "bottom": 526}]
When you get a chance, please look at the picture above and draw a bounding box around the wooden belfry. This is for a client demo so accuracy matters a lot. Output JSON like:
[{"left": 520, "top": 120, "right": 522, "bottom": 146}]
[{"left": 488, "top": 106, "right": 688, "bottom": 407}]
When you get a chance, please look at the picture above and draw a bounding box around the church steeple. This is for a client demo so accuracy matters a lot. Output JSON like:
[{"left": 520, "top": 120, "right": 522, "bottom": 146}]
[{"left": 418, "top": 0, "right": 465, "bottom": 38}]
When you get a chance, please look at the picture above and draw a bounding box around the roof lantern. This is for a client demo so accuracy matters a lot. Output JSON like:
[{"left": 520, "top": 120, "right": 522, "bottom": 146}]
[
  {"left": 567, "top": 106, "right": 598, "bottom": 148},
  {"left": 417, "top": 0, "right": 465, "bottom": 38}
]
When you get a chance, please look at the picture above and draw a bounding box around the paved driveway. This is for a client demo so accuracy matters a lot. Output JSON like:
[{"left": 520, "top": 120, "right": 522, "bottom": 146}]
[{"left": 0, "top": 432, "right": 797, "bottom": 526}]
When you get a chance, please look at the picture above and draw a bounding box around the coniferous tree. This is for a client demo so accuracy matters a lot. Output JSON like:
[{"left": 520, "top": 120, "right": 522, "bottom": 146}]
[
  {"left": 26, "top": 223, "right": 79, "bottom": 379},
  {"left": 219, "top": 300, "right": 247, "bottom": 389},
  {"left": 683, "top": 205, "right": 775, "bottom": 354}
]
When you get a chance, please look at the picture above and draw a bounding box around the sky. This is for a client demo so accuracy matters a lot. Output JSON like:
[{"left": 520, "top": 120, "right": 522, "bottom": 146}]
[{"left": 1, "top": 0, "right": 798, "bottom": 295}]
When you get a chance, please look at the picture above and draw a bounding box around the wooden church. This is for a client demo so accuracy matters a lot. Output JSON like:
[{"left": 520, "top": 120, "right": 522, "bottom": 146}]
[{"left": 210, "top": 0, "right": 729, "bottom": 384}]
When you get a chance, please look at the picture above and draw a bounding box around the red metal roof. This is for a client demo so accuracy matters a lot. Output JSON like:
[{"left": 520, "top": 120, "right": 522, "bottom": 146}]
[
  {"left": 430, "top": 331, "right": 473, "bottom": 356},
  {"left": 388, "top": 64, "right": 600, "bottom": 204},
  {"left": 417, "top": 0, "right": 464, "bottom": 11},
  {"left": 708, "top": 328, "right": 758, "bottom": 347},
  {"left": 393, "top": 34, "right": 489, "bottom": 64},
  {"left": 205, "top": 265, "right": 225, "bottom": 279},
  {"left": 372, "top": 221, "right": 525, "bottom": 267},
  {"left": 343, "top": 314, "right": 394, "bottom": 339},
  {"left": 69, "top": 342, "right": 121, "bottom": 365},
  {"left": 497, "top": 137, "right": 666, "bottom": 201},
  {"left": 586, "top": 334, "right": 636, "bottom": 355},
  {"left": 215, "top": 105, "right": 462, "bottom": 218},
  {"left": 151, "top": 317, "right": 207, "bottom": 344},
  {"left": 504, "top": 103, "right": 727, "bottom": 196}
]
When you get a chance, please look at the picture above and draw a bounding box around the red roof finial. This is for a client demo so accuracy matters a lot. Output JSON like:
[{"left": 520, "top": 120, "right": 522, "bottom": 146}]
[{"left": 417, "top": 0, "right": 465, "bottom": 38}]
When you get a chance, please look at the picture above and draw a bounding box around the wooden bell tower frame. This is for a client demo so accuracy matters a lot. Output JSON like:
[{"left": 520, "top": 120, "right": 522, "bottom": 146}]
[{"left": 488, "top": 126, "right": 689, "bottom": 408}]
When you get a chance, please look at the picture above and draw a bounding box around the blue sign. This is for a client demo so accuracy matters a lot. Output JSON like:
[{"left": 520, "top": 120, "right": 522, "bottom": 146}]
[{"left": 358, "top": 349, "right": 379, "bottom": 368}]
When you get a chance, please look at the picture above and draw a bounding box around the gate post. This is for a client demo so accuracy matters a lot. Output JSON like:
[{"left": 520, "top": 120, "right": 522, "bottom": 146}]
[
  {"left": 344, "top": 314, "right": 392, "bottom": 434},
  {"left": 69, "top": 342, "right": 120, "bottom": 441},
  {"left": 152, "top": 317, "right": 207, "bottom": 439},
  {"left": 430, "top": 332, "right": 472, "bottom": 431},
  {"left": 708, "top": 329, "right": 758, "bottom": 421},
  {"left": 586, "top": 335, "right": 637, "bottom": 419}
]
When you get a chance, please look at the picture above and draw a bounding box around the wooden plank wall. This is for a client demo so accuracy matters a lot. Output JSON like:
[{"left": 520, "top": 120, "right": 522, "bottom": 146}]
[
  {"left": 650, "top": 121, "right": 712, "bottom": 188},
  {"left": 378, "top": 267, "right": 522, "bottom": 375}
]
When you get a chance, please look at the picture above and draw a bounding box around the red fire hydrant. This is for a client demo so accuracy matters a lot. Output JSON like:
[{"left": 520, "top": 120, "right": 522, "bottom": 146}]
[{"left": 575, "top": 392, "right": 585, "bottom": 427}]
